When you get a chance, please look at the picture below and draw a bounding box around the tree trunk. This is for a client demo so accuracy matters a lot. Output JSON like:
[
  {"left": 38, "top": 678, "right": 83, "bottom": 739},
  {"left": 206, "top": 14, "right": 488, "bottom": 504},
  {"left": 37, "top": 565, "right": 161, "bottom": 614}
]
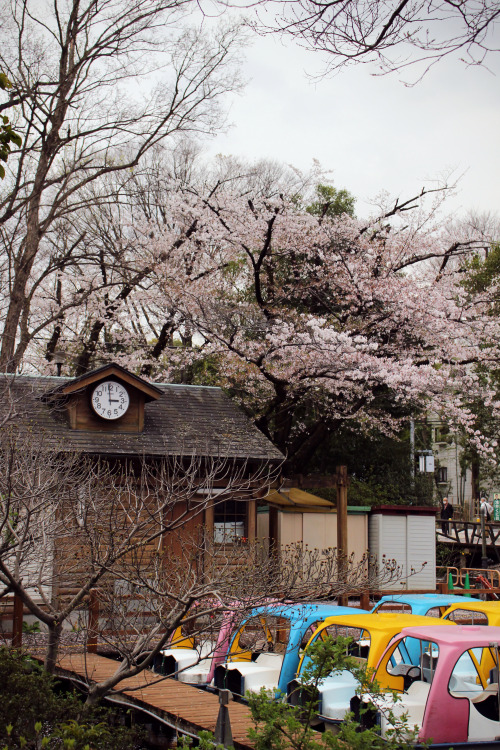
[
  {"left": 0, "top": 273, "right": 31, "bottom": 371},
  {"left": 45, "top": 621, "right": 63, "bottom": 674},
  {"left": 85, "top": 682, "right": 109, "bottom": 707},
  {"left": 0, "top": 113, "right": 62, "bottom": 371},
  {"left": 288, "top": 420, "right": 330, "bottom": 470}
]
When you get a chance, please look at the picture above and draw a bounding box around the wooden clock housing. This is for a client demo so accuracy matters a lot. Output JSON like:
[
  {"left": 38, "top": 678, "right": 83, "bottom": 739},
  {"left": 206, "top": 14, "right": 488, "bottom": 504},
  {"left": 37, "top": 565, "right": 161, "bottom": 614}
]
[{"left": 45, "top": 364, "right": 163, "bottom": 433}]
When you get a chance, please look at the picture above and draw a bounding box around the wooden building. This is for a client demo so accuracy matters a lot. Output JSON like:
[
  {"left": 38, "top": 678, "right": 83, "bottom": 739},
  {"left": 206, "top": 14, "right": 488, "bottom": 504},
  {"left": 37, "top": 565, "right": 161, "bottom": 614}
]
[
  {"left": 258, "top": 487, "right": 370, "bottom": 564},
  {"left": 0, "top": 363, "right": 283, "bottom": 603}
]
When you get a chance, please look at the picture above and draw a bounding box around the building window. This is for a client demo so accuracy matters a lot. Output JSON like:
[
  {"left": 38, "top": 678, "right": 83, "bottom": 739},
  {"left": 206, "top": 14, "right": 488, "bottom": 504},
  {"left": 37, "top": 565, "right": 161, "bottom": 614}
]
[
  {"left": 214, "top": 500, "right": 246, "bottom": 543},
  {"left": 434, "top": 424, "right": 451, "bottom": 444},
  {"left": 437, "top": 466, "right": 448, "bottom": 484}
]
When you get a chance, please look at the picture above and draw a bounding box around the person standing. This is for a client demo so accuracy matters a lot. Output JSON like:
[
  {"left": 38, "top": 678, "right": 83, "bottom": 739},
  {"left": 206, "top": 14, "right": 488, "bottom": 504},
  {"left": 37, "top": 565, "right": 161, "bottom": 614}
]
[
  {"left": 440, "top": 497, "right": 453, "bottom": 533},
  {"left": 481, "top": 497, "right": 493, "bottom": 521}
]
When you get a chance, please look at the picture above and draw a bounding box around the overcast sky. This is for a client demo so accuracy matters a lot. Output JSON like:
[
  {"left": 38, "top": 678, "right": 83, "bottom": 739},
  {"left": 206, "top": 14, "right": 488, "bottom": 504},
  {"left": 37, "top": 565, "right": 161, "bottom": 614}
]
[{"left": 206, "top": 26, "right": 500, "bottom": 221}]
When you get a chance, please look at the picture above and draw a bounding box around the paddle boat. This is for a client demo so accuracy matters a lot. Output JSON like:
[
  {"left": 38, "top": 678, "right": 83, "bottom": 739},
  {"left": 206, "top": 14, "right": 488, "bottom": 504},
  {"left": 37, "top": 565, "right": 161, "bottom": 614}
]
[
  {"left": 371, "top": 593, "right": 480, "bottom": 618},
  {"left": 154, "top": 607, "right": 238, "bottom": 685},
  {"left": 361, "top": 624, "right": 500, "bottom": 748},
  {"left": 213, "top": 602, "right": 365, "bottom": 697},
  {"left": 443, "top": 600, "right": 500, "bottom": 626},
  {"left": 287, "top": 611, "right": 454, "bottom": 726}
]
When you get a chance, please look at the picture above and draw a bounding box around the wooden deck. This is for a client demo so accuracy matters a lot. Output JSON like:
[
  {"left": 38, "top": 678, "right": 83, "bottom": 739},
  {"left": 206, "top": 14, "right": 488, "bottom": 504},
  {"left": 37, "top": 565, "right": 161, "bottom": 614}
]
[{"left": 47, "top": 652, "right": 256, "bottom": 749}]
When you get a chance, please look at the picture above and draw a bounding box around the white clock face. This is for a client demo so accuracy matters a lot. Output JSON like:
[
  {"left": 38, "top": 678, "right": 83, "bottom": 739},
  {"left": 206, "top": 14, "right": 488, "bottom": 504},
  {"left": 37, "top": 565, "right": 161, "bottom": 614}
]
[{"left": 91, "top": 380, "right": 130, "bottom": 420}]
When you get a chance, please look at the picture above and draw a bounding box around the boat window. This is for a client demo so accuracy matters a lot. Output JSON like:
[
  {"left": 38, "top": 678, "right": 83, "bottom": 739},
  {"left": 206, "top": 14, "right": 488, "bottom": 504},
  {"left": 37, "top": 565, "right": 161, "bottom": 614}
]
[
  {"left": 424, "top": 606, "right": 442, "bottom": 617},
  {"left": 179, "top": 612, "right": 218, "bottom": 648},
  {"left": 373, "top": 602, "right": 412, "bottom": 615},
  {"left": 420, "top": 641, "right": 439, "bottom": 683},
  {"left": 300, "top": 622, "right": 321, "bottom": 649},
  {"left": 449, "top": 649, "right": 485, "bottom": 696},
  {"left": 445, "top": 608, "right": 488, "bottom": 625},
  {"left": 386, "top": 638, "right": 415, "bottom": 674},
  {"left": 386, "top": 638, "right": 439, "bottom": 684},
  {"left": 320, "top": 625, "right": 370, "bottom": 660},
  {"left": 237, "top": 615, "right": 291, "bottom": 654}
]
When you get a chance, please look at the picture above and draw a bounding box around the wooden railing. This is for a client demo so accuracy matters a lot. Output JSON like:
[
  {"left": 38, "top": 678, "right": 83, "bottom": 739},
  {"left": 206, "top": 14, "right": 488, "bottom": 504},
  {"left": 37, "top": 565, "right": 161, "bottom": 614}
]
[
  {"left": 437, "top": 519, "right": 500, "bottom": 562},
  {"left": 1, "top": 588, "right": 162, "bottom": 654},
  {"left": 7, "top": 575, "right": 500, "bottom": 654}
]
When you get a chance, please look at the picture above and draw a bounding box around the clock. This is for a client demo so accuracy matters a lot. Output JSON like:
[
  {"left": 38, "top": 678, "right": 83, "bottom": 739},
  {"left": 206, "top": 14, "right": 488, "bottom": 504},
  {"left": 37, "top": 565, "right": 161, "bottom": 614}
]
[{"left": 91, "top": 380, "right": 130, "bottom": 420}]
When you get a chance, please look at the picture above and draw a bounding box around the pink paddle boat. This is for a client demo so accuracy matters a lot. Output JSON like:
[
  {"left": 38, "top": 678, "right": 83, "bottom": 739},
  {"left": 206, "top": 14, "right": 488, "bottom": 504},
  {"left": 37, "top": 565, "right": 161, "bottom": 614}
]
[{"left": 362, "top": 624, "right": 500, "bottom": 748}]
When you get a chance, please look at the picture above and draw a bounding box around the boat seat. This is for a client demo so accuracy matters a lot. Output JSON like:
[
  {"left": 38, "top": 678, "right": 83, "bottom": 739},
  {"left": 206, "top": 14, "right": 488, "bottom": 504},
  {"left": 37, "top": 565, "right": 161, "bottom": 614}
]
[
  {"left": 471, "top": 683, "right": 499, "bottom": 722},
  {"left": 389, "top": 663, "right": 422, "bottom": 690},
  {"left": 382, "top": 680, "right": 430, "bottom": 732},
  {"left": 448, "top": 674, "right": 483, "bottom": 700},
  {"left": 449, "top": 673, "right": 485, "bottom": 699},
  {"left": 348, "top": 641, "right": 369, "bottom": 659},
  {"left": 254, "top": 652, "right": 284, "bottom": 668}
]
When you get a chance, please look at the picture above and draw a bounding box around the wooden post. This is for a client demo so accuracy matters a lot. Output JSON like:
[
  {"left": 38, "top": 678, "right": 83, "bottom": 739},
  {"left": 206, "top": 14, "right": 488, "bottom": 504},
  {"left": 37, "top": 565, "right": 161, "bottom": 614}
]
[
  {"left": 12, "top": 593, "right": 23, "bottom": 649},
  {"left": 336, "top": 465, "right": 349, "bottom": 606},
  {"left": 269, "top": 506, "right": 279, "bottom": 555},
  {"left": 247, "top": 499, "right": 256, "bottom": 542},
  {"left": 215, "top": 689, "right": 233, "bottom": 747},
  {"left": 336, "top": 465, "right": 348, "bottom": 576},
  {"left": 203, "top": 501, "right": 215, "bottom": 581},
  {"left": 359, "top": 592, "right": 370, "bottom": 611},
  {"left": 87, "top": 588, "right": 99, "bottom": 654},
  {"left": 205, "top": 502, "right": 214, "bottom": 539}
]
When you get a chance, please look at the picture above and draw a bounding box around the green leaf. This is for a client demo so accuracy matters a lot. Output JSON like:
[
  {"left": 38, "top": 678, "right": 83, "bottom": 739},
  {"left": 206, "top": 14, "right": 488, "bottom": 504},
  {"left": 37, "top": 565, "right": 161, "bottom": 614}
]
[{"left": 0, "top": 73, "right": 12, "bottom": 90}]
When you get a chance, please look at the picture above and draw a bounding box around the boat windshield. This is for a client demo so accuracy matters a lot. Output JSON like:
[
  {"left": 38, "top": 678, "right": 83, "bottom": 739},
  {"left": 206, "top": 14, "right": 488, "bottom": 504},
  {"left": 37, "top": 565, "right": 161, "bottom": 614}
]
[
  {"left": 386, "top": 637, "right": 439, "bottom": 684},
  {"left": 445, "top": 608, "right": 488, "bottom": 625},
  {"left": 315, "top": 624, "right": 370, "bottom": 661},
  {"left": 180, "top": 614, "right": 221, "bottom": 647},
  {"left": 373, "top": 602, "right": 412, "bottom": 615},
  {"left": 300, "top": 622, "right": 323, "bottom": 649},
  {"left": 237, "top": 615, "right": 291, "bottom": 654},
  {"left": 170, "top": 610, "right": 220, "bottom": 650},
  {"left": 449, "top": 647, "right": 487, "bottom": 696}
]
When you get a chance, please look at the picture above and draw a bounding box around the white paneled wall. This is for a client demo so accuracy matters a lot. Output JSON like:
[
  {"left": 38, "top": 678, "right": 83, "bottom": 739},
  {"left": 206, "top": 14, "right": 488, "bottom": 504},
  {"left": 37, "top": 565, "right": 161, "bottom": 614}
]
[{"left": 369, "top": 512, "right": 436, "bottom": 590}]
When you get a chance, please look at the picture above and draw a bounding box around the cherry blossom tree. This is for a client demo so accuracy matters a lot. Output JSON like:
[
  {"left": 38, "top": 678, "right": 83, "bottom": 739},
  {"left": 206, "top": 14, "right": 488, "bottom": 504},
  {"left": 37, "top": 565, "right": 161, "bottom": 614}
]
[
  {"left": 3, "top": 139, "right": 498, "bottom": 470},
  {"left": 15, "top": 149, "right": 322, "bottom": 376},
  {"left": 145, "top": 186, "right": 499, "bottom": 468}
]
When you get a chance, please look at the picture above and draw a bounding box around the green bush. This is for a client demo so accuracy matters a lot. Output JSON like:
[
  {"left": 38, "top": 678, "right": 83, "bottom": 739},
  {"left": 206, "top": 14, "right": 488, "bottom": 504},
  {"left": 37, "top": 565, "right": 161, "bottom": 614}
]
[
  {"left": 0, "top": 649, "right": 144, "bottom": 749},
  {"left": 246, "top": 636, "right": 420, "bottom": 750}
]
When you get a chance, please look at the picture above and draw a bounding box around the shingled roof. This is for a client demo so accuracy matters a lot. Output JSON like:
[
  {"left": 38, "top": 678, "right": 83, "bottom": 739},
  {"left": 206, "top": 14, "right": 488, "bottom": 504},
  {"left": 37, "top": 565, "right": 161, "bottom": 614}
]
[{"left": 1, "top": 374, "right": 283, "bottom": 463}]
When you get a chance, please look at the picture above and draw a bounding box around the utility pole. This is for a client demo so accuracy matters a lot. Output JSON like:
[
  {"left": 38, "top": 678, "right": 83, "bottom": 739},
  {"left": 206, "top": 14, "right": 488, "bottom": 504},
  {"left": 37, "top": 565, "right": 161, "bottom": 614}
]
[
  {"left": 336, "top": 465, "right": 348, "bottom": 591},
  {"left": 410, "top": 418, "right": 415, "bottom": 479},
  {"left": 481, "top": 507, "right": 489, "bottom": 570}
]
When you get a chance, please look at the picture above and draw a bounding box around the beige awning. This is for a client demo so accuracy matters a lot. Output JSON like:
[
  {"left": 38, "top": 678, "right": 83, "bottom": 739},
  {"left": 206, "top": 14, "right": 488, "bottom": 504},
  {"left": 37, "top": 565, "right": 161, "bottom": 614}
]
[{"left": 266, "top": 487, "right": 336, "bottom": 513}]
